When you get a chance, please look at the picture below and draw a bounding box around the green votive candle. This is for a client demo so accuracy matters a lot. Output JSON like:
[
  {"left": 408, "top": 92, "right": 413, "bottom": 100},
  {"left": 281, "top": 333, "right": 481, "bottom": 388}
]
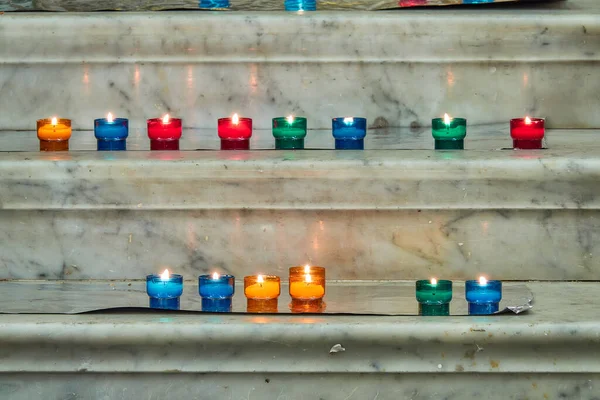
[
  {"left": 272, "top": 116, "right": 307, "bottom": 149},
  {"left": 432, "top": 114, "right": 467, "bottom": 150},
  {"left": 416, "top": 279, "right": 453, "bottom": 316}
]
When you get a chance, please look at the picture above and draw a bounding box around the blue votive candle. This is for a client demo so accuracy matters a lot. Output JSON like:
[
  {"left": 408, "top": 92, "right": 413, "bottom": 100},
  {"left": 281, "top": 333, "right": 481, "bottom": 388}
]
[
  {"left": 465, "top": 277, "right": 502, "bottom": 315},
  {"left": 284, "top": 0, "right": 316, "bottom": 11},
  {"left": 332, "top": 117, "right": 367, "bottom": 150},
  {"left": 94, "top": 113, "right": 129, "bottom": 151},
  {"left": 199, "top": 273, "right": 235, "bottom": 312},
  {"left": 146, "top": 270, "right": 183, "bottom": 310}
]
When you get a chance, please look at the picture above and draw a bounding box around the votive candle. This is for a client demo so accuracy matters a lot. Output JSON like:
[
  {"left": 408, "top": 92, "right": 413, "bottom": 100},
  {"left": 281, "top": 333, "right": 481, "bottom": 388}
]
[
  {"left": 147, "top": 114, "right": 182, "bottom": 150},
  {"left": 510, "top": 117, "right": 545, "bottom": 150},
  {"left": 146, "top": 269, "right": 183, "bottom": 310},
  {"left": 94, "top": 113, "right": 129, "bottom": 151},
  {"left": 218, "top": 114, "right": 252, "bottom": 150},
  {"left": 245, "top": 274, "right": 280, "bottom": 313},
  {"left": 37, "top": 117, "right": 72, "bottom": 151},
  {"left": 465, "top": 277, "right": 502, "bottom": 315},
  {"left": 332, "top": 117, "right": 367, "bottom": 150},
  {"left": 272, "top": 116, "right": 307, "bottom": 149},
  {"left": 415, "top": 279, "right": 453, "bottom": 316},
  {"left": 199, "top": 272, "right": 235, "bottom": 312},
  {"left": 289, "top": 265, "right": 325, "bottom": 301},
  {"left": 432, "top": 114, "right": 467, "bottom": 150}
]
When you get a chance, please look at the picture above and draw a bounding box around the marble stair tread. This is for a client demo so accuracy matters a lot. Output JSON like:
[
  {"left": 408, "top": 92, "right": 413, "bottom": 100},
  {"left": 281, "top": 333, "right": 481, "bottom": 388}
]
[
  {"left": 0, "top": 127, "right": 599, "bottom": 211},
  {"left": 0, "top": 281, "right": 594, "bottom": 374}
]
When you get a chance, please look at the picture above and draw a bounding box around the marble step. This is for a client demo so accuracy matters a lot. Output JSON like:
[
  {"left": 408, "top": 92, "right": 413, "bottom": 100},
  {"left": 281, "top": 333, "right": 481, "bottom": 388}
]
[
  {"left": 0, "top": 9, "right": 598, "bottom": 131},
  {"left": 0, "top": 127, "right": 599, "bottom": 281},
  {"left": 0, "top": 281, "right": 597, "bottom": 399}
]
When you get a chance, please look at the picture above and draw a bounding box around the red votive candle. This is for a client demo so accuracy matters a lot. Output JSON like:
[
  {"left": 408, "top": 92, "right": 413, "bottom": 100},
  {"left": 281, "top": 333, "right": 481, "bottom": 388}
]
[
  {"left": 510, "top": 117, "right": 545, "bottom": 150},
  {"left": 218, "top": 114, "right": 252, "bottom": 150},
  {"left": 147, "top": 114, "right": 182, "bottom": 150}
]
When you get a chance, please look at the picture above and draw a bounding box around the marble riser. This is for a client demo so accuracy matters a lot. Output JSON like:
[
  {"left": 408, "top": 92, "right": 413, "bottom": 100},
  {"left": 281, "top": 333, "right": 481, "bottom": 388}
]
[
  {"left": 1, "top": 209, "right": 598, "bottom": 280},
  {"left": 1, "top": 373, "right": 597, "bottom": 400},
  {"left": 0, "top": 12, "right": 598, "bottom": 130}
]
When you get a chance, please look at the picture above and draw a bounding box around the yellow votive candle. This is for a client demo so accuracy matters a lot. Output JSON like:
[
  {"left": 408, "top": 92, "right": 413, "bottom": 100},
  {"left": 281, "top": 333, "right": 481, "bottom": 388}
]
[
  {"left": 37, "top": 117, "right": 72, "bottom": 151},
  {"left": 244, "top": 275, "right": 281, "bottom": 300},
  {"left": 289, "top": 265, "right": 325, "bottom": 300}
]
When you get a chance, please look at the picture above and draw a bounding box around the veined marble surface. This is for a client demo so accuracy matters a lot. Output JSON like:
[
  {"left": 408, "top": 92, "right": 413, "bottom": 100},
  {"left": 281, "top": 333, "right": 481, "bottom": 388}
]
[
  {"left": 0, "top": 282, "right": 593, "bottom": 374},
  {"left": 0, "top": 128, "right": 600, "bottom": 280},
  {"left": 0, "top": 11, "right": 598, "bottom": 129}
]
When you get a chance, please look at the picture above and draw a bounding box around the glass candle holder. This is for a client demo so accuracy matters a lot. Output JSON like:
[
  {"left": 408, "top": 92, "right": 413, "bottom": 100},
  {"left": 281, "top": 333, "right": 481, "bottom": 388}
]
[
  {"left": 244, "top": 275, "right": 281, "bottom": 300},
  {"left": 332, "top": 117, "right": 367, "bottom": 150},
  {"left": 146, "top": 272, "right": 183, "bottom": 310},
  {"left": 510, "top": 117, "right": 545, "bottom": 150},
  {"left": 272, "top": 116, "right": 307, "bottom": 149},
  {"left": 218, "top": 114, "right": 252, "bottom": 150},
  {"left": 415, "top": 279, "right": 453, "bottom": 316},
  {"left": 465, "top": 278, "right": 502, "bottom": 315},
  {"left": 147, "top": 115, "right": 182, "bottom": 150},
  {"left": 94, "top": 113, "right": 129, "bottom": 151},
  {"left": 432, "top": 114, "right": 467, "bottom": 150},
  {"left": 247, "top": 298, "right": 279, "bottom": 313},
  {"left": 199, "top": 273, "right": 235, "bottom": 312},
  {"left": 289, "top": 265, "right": 325, "bottom": 301},
  {"left": 37, "top": 117, "right": 72, "bottom": 151},
  {"left": 200, "top": 0, "right": 230, "bottom": 8},
  {"left": 290, "top": 298, "right": 325, "bottom": 313},
  {"left": 284, "top": 0, "right": 316, "bottom": 11}
]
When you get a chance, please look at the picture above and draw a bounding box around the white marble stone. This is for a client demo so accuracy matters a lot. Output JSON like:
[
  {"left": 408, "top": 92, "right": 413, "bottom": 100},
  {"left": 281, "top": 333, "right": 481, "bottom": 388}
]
[
  {"left": 0, "top": 11, "right": 598, "bottom": 130},
  {"left": 0, "top": 128, "right": 599, "bottom": 280},
  {"left": 0, "top": 282, "right": 594, "bottom": 399}
]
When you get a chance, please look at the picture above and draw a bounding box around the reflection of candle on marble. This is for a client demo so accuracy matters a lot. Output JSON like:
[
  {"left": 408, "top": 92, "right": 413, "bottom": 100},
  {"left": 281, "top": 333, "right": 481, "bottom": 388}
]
[
  {"left": 218, "top": 113, "right": 253, "bottom": 150},
  {"left": 147, "top": 114, "right": 182, "bottom": 150},
  {"left": 284, "top": 0, "right": 316, "bottom": 11},
  {"left": 94, "top": 112, "right": 129, "bottom": 151},
  {"left": 37, "top": 117, "right": 72, "bottom": 151},
  {"left": 416, "top": 278, "right": 452, "bottom": 316},
  {"left": 146, "top": 269, "right": 184, "bottom": 310},
  {"left": 289, "top": 265, "right": 325, "bottom": 300},
  {"left": 510, "top": 117, "right": 545, "bottom": 149},
  {"left": 431, "top": 113, "right": 467, "bottom": 150},
  {"left": 332, "top": 117, "right": 367, "bottom": 150},
  {"left": 272, "top": 116, "right": 307, "bottom": 149},
  {"left": 198, "top": 272, "right": 235, "bottom": 312},
  {"left": 465, "top": 276, "right": 502, "bottom": 315}
]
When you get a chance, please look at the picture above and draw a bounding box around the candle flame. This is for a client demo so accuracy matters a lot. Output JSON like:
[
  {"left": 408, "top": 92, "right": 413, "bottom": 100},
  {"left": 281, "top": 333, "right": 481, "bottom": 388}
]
[
  {"left": 51, "top": 117, "right": 58, "bottom": 126},
  {"left": 431, "top": 278, "right": 437, "bottom": 285},
  {"left": 162, "top": 114, "right": 170, "bottom": 124},
  {"left": 286, "top": 115, "right": 295, "bottom": 124},
  {"left": 212, "top": 272, "right": 220, "bottom": 280},
  {"left": 525, "top": 116, "right": 532, "bottom": 124},
  {"left": 443, "top": 113, "right": 451, "bottom": 125},
  {"left": 305, "top": 274, "right": 312, "bottom": 283},
  {"left": 232, "top": 113, "right": 239, "bottom": 125},
  {"left": 160, "top": 269, "right": 170, "bottom": 280},
  {"left": 107, "top": 112, "right": 114, "bottom": 123},
  {"left": 304, "top": 265, "right": 311, "bottom": 274},
  {"left": 343, "top": 117, "right": 354, "bottom": 125},
  {"left": 257, "top": 274, "right": 264, "bottom": 283},
  {"left": 479, "top": 276, "right": 488, "bottom": 285}
]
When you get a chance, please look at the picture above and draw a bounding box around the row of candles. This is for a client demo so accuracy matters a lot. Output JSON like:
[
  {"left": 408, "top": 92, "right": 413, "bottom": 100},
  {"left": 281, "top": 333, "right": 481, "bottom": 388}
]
[
  {"left": 35, "top": 113, "right": 546, "bottom": 152},
  {"left": 148, "top": 266, "right": 503, "bottom": 316}
]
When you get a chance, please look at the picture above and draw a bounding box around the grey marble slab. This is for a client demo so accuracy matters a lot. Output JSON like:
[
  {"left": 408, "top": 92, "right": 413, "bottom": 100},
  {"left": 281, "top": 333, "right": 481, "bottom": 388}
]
[
  {"left": 0, "top": 12, "right": 598, "bottom": 129},
  {"left": 0, "top": 280, "right": 532, "bottom": 315}
]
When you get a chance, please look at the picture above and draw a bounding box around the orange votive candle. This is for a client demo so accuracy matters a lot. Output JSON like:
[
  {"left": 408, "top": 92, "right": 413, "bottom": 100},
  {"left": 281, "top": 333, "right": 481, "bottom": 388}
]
[
  {"left": 289, "top": 265, "right": 326, "bottom": 300},
  {"left": 37, "top": 117, "right": 72, "bottom": 151},
  {"left": 247, "top": 298, "right": 278, "bottom": 313},
  {"left": 244, "top": 275, "right": 281, "bottom": 300}
]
